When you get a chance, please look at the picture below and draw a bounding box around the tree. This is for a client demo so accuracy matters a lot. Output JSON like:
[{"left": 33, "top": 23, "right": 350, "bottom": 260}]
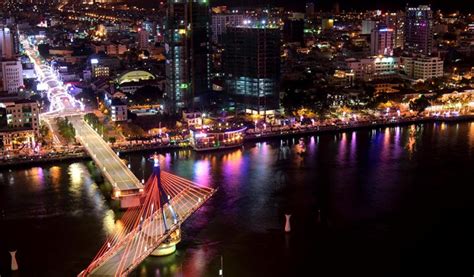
[
  {"left": 39, "top": 122, "right": 52, "bottom": 145},
  {"left": 84, "top": 113, "right": 101, "bottom": 129},
  {"left": 108, "top": 136, "right": 116, "bottom": 145},
  {"left": 56, "top": 117, "right": 76, "bottom": 143},
  {"left": 409, "top": 95, "right": 431, "bottom": 114}
]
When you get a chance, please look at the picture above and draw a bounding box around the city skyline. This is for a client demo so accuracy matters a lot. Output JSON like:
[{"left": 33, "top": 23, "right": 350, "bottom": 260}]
[
  {"left": 211, "top": 0, "right": 472, "bottom": 12},
  {"left": 0, "top": 0, "right": 473, "bottom": 276}
]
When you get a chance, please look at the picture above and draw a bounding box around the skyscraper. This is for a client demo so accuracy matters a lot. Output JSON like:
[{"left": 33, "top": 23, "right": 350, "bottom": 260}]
[
  {"left": 371, "top": 27, "right": 394, "bottom": 56},
  {"left": 0, "top": 26, "right": 14, "bottom": 59},
  {"left": 223, "top": 22, "right": 281, "bottom": 115},
  {"left": 361, "top": 19, "right": 377, "bottom": 35},
  {"left": 165, "top": 0, "right": 211, "bottom": 113},
  {"left": 405, "top": 5, "right": 433, "bottom": 55},
  {"left": 386, "top": 11, "right": 405, "bottom": 49},
  {"left": 211, "top": 12, "right": 247, "bottom": 45},
  {"left": 137, "top": 28, "right": 149, "bottom": 50}
]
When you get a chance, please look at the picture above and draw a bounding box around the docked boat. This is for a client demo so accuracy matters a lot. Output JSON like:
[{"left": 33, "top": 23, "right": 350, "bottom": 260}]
[{"left": 190, "top": 126, "right": 247, "bottom": 151}]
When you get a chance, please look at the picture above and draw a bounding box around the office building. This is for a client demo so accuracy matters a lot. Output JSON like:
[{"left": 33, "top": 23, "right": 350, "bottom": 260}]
[
  {"left": 0, "top": 26, "right": 14, "bottom": 59},
  {"left": 371, "top": 27, "right": 394, "bottom": 56},
  {"left": 0, "top": 99, "right": 39, "bottom": 149},
  {"left": 165, "top": 0, "right": 211, "bottom": 113},
  {"left": 223, "top": 23, "right": 281, "bottom": 114},
  {"left": 1, "top": 60, "right": 23, "bottom": 93},
  {"left": 386, "top": 11, "right": 405, "bottom": 49},
  {"left": 402, "top": 56, "right": 443, "bottom": 80},
  {"left": 362, "top": 19, "right": 377, "bottom": 35},
  {"left": 137, "top": 28, "right": 149, "bottom": 50},
  {"left": 211, "top": 12, "right": 246, "bottom": 44},
  {"left": 405, "top": 5, "right": 433, "bottom": 55},
  {"left": 346, "top": 56, "right": 400, "bottom": 81}
]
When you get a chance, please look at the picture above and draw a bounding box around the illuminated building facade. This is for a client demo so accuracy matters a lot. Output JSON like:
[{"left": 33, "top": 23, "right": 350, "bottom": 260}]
[
  {"left": 137, "top": 29, "right": 149, "bottom": 50},
  {"left": 1, "top": 60, "right": 23, "bottom": 93},
  {"left": 165, "top": 0, "right": 211, "bottom": 113},
  {"left": 321, "top": 18, "right": 334, "bottom": 31},
  {"left": 92, "top": 65, "right": 110, "bottom": 78},
  {"left": 223, "top": 23, "right": 281, "bottom": 114},
  {"left": 386, "top": 11, "right": 405, "bottom": 49},
  {"left": 0, "top": 26, "right": 14, "bottom": 59},
  {"left": 110, "top": 99, "right": 128, "bottom": 122},
  {"left": 346, "top": 56, "right": 400, "bottom": 81},
  {"left": 0, "top": 99, "right": 39, "bottom": 149},
  {"left": 361, "top": 19, "right": 377, "bottom": 35},
  {"left": 402, "top": 56, "right": 443, "bottom": 81},
  {"left": 371, "top": 27, "right": 394, "bottom": 56},
  {"left": 211, "top": 12, "right": 247, "bottom": 44},
  {"left": 405, "top": 5, "right": 433, "bottom": 55}
]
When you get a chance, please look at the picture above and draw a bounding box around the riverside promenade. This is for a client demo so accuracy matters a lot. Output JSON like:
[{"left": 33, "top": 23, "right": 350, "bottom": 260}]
[{"left": 1, "top": 114, "right": 473, "bottom": 167}]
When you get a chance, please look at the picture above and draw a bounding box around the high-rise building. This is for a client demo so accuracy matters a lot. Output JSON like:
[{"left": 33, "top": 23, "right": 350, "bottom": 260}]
[
  {"left": 137, "top": 28, "right": 149, "bottom": 50},
  {"left": 223, "top": 22, "right": 281, "bottom": 114},
  {"left": 165, "top": 0, "right": 211, "bottom": 113},
  {"left": 0, "top": 26, "right": 14, "bottom": 59},
  {"left": 1, "top": 60, "right": 23, "bottom": 93},
  {"left": 305, "top": 2, "right": 315, "bottom": 19},
  {"left": 211, "top": 12, "right": 246, "bottom": 44},
  {"left": 361, "top": 19, "right": 377, "bottom": 35},
  {"left": 371, "top": 27, "right": 394, "bottom": 56},
  {"left": 386, "top": 11, "right": 405, "bottom": 49},
  {"left": 405, "top": 5, "right": 433, "bottom": 55}
]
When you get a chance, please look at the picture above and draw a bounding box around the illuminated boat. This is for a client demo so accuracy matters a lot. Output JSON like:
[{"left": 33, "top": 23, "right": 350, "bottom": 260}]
[{"left": 190, "top": 126, "right": 247, "bottom": 151}]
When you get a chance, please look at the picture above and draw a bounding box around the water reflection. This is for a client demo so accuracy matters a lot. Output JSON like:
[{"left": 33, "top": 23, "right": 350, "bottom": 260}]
[
  {"left": 50, "top": 165, "right": 62, "bottom": 188},
  {"left": 407, "top": 125, "right": 417, "bottom": 157},
  {"left": 2, "top": 123, "right": 474, "bottom": 276},
  {"left": 103, "top": 209, "right": 116, "bottom": 235},
  {"left": 193, "top": 159, "right": 211, "bottom": 187}
]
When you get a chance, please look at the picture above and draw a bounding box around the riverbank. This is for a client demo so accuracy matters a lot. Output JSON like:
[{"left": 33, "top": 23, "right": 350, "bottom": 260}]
[
  {"left": 245, "top": 114, "right": 474, "bottom": 141},
  {"left": 1, "top": 114, "right": 473, "bottom": 168}
]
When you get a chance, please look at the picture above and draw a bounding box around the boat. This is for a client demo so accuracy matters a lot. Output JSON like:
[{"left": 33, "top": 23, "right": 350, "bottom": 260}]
[{"left": 190, "top": 126, "right": 247, "bottom": 152}]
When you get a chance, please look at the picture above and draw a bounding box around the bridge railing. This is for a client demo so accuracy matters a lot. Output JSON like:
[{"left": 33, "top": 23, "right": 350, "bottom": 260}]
[{"left": 71, "top": 117, "right": 143, "bottom": 194}]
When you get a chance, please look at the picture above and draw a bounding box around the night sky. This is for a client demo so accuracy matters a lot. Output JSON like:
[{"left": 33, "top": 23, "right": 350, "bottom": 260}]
[{"left": 211, "top": 0, "right": 472, "bottom": 12}]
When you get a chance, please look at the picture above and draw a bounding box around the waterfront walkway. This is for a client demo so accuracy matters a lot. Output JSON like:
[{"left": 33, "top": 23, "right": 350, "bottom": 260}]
[{"left": 1, "top": 115, "right": 473, "bottom": 168}]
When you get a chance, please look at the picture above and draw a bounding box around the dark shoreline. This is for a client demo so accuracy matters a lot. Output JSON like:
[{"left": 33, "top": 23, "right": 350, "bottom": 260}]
[{"left": 1, "top": 115, "right": 473, "bottom": 168}]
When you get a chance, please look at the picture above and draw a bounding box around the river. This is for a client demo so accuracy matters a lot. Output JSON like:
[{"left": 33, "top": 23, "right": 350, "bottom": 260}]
[{"left": 1, "top": 122, "right": 474, "bottom": 277}]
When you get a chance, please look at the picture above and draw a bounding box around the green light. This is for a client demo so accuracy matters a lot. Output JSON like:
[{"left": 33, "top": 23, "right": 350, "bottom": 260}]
[{"left": 180, "top": 83, "right": 188, "bottom": 89}]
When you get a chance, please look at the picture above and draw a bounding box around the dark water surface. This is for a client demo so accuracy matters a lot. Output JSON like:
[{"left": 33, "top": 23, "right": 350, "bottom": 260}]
[{"left": 1, "top": 122, "right": 474, "bottom": 277}]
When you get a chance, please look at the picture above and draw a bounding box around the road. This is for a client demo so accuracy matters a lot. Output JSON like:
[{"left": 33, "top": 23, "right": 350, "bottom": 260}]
[
  {"left": 20, "top": 34, "right": 84, "bottom": 117},
  {"left": 68, "top": 116, "right": 143, "bottom": 193}
]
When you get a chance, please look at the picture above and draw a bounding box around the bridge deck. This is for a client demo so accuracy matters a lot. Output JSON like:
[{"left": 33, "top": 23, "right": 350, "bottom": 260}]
[
  {"left": 69, "top": 116, "right": 143, "bottom": 192},
  {"left": 88, "top": 187, "right": 215, "bottom": 276}
]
